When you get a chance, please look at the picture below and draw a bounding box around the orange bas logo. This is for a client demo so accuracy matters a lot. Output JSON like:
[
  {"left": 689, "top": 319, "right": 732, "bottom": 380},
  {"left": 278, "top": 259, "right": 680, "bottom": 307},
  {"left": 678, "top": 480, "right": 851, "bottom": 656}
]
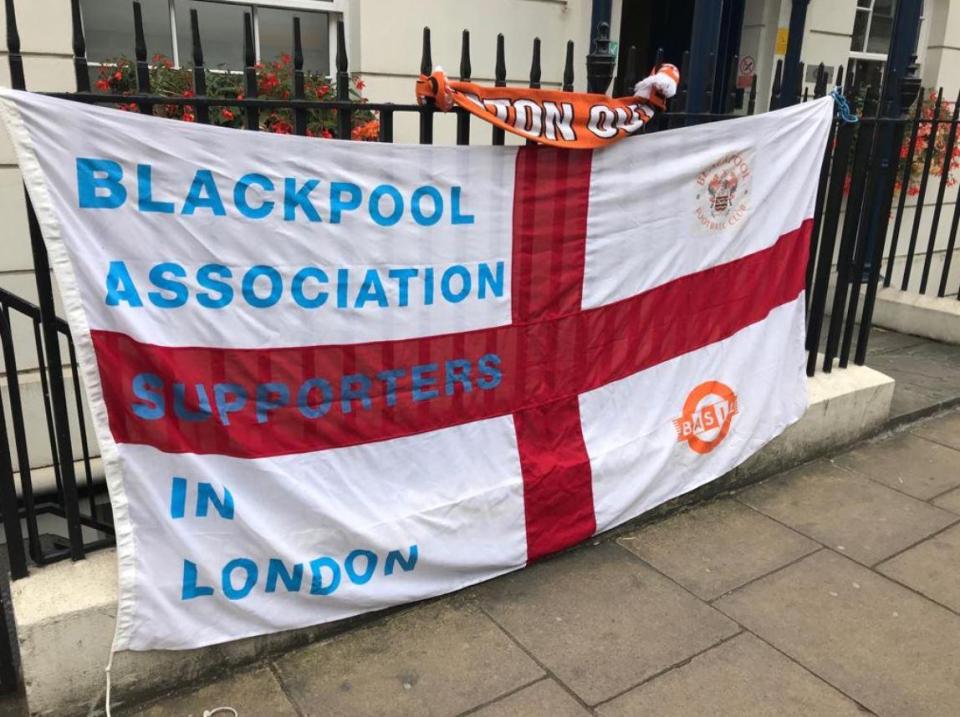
[
  {"left": 695, "top": 153, "right": 750, "bottom": 231},
  {"left": 673, "top": 381, "right": 739, "bottom": 455}
]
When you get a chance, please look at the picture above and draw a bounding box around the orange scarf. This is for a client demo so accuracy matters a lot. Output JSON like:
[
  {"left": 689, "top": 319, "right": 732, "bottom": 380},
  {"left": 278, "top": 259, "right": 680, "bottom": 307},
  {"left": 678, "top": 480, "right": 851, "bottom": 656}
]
[{"left": 416, "top": 64, "right": 679, "bottom": 149}]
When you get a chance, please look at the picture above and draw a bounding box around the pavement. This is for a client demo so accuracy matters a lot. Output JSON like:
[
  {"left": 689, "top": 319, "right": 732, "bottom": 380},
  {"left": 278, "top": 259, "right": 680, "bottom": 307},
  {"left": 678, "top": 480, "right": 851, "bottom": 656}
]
[
  {"left": 105, "top": 401, "right": 960, "bottom": 717},
  {"left": 2, "top": 327, "right": 959, "bottom": 717},
  {"left": 834, "top": 326, "right": 960, "bottom": 423}
]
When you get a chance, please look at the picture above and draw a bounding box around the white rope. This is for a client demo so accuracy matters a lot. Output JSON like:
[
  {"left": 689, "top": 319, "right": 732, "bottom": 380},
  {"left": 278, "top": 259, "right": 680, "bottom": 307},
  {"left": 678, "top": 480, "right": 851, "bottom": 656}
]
[
  {"left": 102, "top": 649, "right": 237, "bottom": 717},
  {"left": 103, "top": 648, "right": 115, "bottom": 717}
]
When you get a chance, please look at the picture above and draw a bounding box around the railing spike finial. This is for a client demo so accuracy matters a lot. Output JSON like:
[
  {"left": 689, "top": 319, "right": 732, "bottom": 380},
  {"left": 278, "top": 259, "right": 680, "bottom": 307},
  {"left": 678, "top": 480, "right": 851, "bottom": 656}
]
[
  {"left": 456, "top": 29, "right": 471, "bottom": 145},
  {"left": 336, "top": 18, "right": 348, "bottom": 74},
  {"left": 336, "top": 20, "right": 351, "bottom": 139},
  {"left": 242, "top": 12, "right": 259, "bottom": 131},
  {"left": 69, "top": 0, "right": 90, "bottom": 92},
  {"left": 770, "top": 58, "right": 783, "bottom": 109},
  {"left": 293, "top": 17, "right": 303, "bottom": 70},
  {"left": 132, "top": 2, "right": 152, "bottom": 111},
  {"left": 725, "top": 53, "right": 739, "bottom": 112},
  {"left": 492, "top": 34, "right": 506, "bottom": 144},
  {"left": 190, "top": 9, "right": 208, "bottom": 123},
  {"left": 243, "top": 10, "right": 256, "bottom": 69},
  {"left": 529, "top": 37, "right": 541, "bottom": 89},
  {"left": 459, "top": 29, "right": 471, "bottom": 81},
  {"left": 133, "top": 1, "right": 147, "bottom": 63},
  {"left": 420, "top": 26, "right": 432, "bottom": 76},
  {"left": 563, "top": 40, "right": 574, "bottom": 92},
  {"left": 70, "top": 0, "right": 86, "bottom": 58},
  {"left": 747, "top": 74, "right": 758, "bottom": 115},
  {"left": 495, "top": 33, "right": 506, "bottom": 86},
  {"left": 191, "top": 7, "right": 204, "bottom": 67},
  {"left": 5, "top": 0, "right": 21, "bottom": 56},
  {"left": 292, "top": 17, "right": 307, "bottom": 135},
  {"left": 623, "top": 45, "right": 638, "bottom": 94}
]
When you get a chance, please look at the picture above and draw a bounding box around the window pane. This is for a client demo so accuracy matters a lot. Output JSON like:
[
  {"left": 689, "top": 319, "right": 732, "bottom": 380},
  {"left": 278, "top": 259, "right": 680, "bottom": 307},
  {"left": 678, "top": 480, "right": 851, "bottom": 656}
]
[
  {"left": 873, "top": 0, "right": 896, "bottom": 19},
  {"left": 175, "top": 0, "right": 247, "bottom": 70},
  {"left": 81, "top": 0, "right": 173, "bottom": 62},
  {"left": 867, "top": 15, "right": 893, "bottom": 53},
  {"left": 258, "top": 8, "right": 330, "bottom": 74},
  {"left": 851, "top": 9, "right": 869, "bottom": 52}
]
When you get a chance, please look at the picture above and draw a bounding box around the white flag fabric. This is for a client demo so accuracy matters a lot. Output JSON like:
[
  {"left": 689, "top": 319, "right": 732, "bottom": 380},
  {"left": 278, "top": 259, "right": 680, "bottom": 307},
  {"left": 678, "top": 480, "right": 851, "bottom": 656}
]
[{"left": 0, "top": 89, "right": 833, "bottom": 651}]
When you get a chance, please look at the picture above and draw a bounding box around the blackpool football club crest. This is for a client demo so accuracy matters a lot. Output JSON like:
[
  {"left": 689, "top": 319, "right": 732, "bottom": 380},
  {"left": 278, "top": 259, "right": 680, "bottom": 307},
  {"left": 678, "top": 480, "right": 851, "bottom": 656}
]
[{"left": 695, "top": 152, "right": 751, "bottom": 231}]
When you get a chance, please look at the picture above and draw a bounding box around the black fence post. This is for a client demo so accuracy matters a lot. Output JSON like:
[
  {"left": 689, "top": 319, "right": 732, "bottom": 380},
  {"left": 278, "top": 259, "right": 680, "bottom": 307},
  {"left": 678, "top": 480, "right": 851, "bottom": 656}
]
[
  {"left": 562, "top": 41, "right": 575, "bottom": 92},
  {"left": 132, "top": 2, "right": 153, "bottom": 114},
  {"left": 686, "top": 0, "right": 722, "bottom": 114},
  {"left": 586, "top": 21, "right": 615, "bottom": 95},
  {"left": 853, "top": 0, "right": 924, "bottom": 364},
  {"left": 190, "top": 9, "right": 209, "bottom": 124},
  {"left": 243, "top": 12, "right": 259, "bottom": 131},
  {"left": 5, "top": 0, "right": 86, "bottom": 561},
  {"left": 0, "top": 394, "right": 26, "bottom": 579},
  {"left": 919, "top": 89, "right": 960, "bottom": 294},
  {"left": 69, "top": 0, "right": 90, "bottom": 92},
  {"left": 492, "top": 34, "right": 506, "bottom": 145},
  {"left": 292, "top": 17, "right": 307, "bottom": 136},
  {"left": 456, "top": 30, "right": 471, "bottom": 146},
  {"left": 418, "top": 27, "right": 433, "bottom": 144},
  {"left": 779, "top": 0, "right": 810, "bottom": 109},
  {"left": 336, "top": 20, "right": 353, "bottom": 140}
]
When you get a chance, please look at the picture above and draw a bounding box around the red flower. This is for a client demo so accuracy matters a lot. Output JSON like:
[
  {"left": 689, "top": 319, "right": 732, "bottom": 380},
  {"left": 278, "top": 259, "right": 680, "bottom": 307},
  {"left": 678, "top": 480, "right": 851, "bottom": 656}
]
[
  {"left": 182, "top": 89, "right": 194, "bottom": 98},
  {"left": 222, "top": 109, "right": 235, "bottom": 121},
  {"left": 95, "top": 79, "right": 110, "bottom": 91},
  {"left": 321, "top": 128, "right": 333, "bottom": 139},
  {"left": 280, "top": 53, "right": 292, "bottom": 65},
  {"left": 113, "top": 71, "right": 123, "bottom": 81},
  {"left": 355, "top": 78, "right": 366, "bottom": 90}
]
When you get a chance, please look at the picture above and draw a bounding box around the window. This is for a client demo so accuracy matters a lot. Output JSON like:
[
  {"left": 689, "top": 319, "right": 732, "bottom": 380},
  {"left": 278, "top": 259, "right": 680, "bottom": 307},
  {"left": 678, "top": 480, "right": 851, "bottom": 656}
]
[
  {"left": 80, "top": 0, "right": 336, "bottom": 74},
  {"left": 848, "top": 0, "right": 927, "bottom": 87},
  {"left": 851, "top": 0, "right": 896, "bottom": 55}
]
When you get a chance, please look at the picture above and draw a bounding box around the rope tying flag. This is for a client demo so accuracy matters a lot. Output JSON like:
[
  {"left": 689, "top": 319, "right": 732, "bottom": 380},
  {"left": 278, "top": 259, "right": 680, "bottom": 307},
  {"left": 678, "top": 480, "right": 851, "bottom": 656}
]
[{"left": 416, "top": 64, "right": 680, "bottom": 148}]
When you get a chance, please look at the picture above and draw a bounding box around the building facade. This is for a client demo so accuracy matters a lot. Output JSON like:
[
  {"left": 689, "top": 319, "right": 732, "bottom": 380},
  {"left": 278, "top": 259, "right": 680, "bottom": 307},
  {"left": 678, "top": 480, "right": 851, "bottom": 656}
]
[{"left": 0, "top": 0, "right": 957, "bottom": 481}]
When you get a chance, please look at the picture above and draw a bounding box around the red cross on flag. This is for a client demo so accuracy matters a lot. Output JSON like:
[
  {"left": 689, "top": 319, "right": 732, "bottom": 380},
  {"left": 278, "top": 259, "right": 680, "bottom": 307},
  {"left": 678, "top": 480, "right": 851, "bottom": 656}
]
[{"left": 0, "top": 88, "right": 833, "bottom": 651}]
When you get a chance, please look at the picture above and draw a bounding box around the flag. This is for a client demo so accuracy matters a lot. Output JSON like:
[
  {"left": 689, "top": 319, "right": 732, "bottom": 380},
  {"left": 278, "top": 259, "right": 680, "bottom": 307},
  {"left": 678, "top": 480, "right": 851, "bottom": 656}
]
[{"left": 0, "top": 89, "right": 833, "bottom": 650}]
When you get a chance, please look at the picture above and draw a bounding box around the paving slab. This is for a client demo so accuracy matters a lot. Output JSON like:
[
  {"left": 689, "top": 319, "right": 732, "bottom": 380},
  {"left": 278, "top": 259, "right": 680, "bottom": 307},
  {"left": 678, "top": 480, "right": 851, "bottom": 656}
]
[
  {"left": 119, "top": 667, "right": 297, "bottom": 717},
  {"left": 932, "top": 486, "right": 960, "bottom": 513},
  {"left": 472, "top": 542, "right": 738, "bottom": 706},
  {"left": 864, "top": 327, "right": 929, "bottom": 355},
  {"left": 595, "top": 632, "right": 865, "bottom": 717},
  {"left": 739, "top": 459, "right": 956, "bottom": 565},
  {"left": 865, "top": 355, "right": 960, "bottom": 421},
  {"left": 715, "top": 550, "right": 960, "bottom": 716},
  {"left": 877, "top": 522, "right": 960, "bottom": 613},
  {"left": 469, "top": 679, "right": 590, "bottom": 717},
  {"left": 617, "top": 499, "right": 818, "bottom": 601},
  {"left": 833, "top": 432, "right": 960, "bottom": 500},
  {"left": 272, "top": 601, "right": 543, "bottom": 717},
  {"left": 911, "top": 410, "right": 960, "bottom": 451}
]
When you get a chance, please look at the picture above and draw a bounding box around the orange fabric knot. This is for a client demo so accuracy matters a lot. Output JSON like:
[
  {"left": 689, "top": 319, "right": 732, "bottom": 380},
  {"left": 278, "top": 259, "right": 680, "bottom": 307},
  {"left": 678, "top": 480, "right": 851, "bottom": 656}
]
[{"left": 415, "top": 69, "right": 455, "bottom": 111}]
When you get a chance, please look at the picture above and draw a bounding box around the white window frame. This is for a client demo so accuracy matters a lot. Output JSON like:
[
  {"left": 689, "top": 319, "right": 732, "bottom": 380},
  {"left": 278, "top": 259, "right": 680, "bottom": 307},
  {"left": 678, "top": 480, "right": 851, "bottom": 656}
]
[
  {"left": 84, "top": 0, "right": 347, "bottom": 77},
  {"left": 849, "top": 0, "right": 928, "bottom": 69}
]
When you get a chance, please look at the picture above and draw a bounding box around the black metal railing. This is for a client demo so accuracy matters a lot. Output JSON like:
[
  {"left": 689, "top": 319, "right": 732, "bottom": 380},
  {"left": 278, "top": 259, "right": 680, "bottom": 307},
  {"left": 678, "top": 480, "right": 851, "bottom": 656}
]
[
  {"left": 883, "top": 88, "right": 960, "bottom": 297},
  {"left": 0, "top": 0, "right": 942, "bottom": 590}
]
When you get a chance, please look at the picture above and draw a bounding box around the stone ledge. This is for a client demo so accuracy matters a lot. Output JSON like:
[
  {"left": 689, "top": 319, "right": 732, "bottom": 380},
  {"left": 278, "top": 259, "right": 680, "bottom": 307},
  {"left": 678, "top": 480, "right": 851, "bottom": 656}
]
[
  {"left": 872, "top": 287, "right": 960, "bottom": 345},
  {"left": 10, "top": 363, "right": 896, "bottom": 716}
]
